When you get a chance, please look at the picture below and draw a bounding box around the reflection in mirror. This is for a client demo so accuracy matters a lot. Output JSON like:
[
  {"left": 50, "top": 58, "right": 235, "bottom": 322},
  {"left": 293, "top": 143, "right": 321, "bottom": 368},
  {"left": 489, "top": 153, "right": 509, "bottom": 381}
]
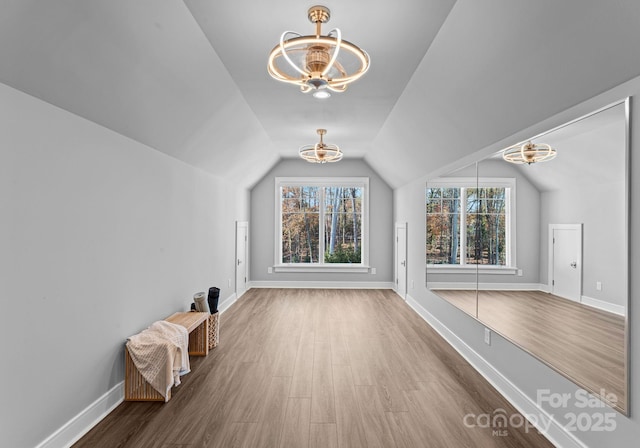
[
  {"left": 426, "top": 162, "right": 479, "bottom": 317},
  {"left": 427, "top": 99, "right": 629, "bottom": 414}
]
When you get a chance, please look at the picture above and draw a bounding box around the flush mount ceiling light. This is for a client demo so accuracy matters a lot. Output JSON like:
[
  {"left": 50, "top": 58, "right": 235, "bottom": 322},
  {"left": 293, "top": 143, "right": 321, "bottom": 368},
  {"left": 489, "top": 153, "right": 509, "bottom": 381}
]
[
  {"left": 299, "top": 129, "right": 343, "bottom": 163},
  {"left": 502, "top": 141, "right": 557, "bottom": 165},
  {"left": 268, "top": 5, "right": 370, "bottom": 98}
]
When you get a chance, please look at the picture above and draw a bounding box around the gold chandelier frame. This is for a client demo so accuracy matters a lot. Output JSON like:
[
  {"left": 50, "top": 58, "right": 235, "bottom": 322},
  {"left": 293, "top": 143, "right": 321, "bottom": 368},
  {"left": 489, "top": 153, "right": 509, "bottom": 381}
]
[
  {"left": 299, "top": 129, "right": 343, "bottom": 163},
  {"left": 268, "top": 5, "right": 370, "bottom": 97},
  {"left": 502, "top": 141, "right": 557, "bottom": 165}
]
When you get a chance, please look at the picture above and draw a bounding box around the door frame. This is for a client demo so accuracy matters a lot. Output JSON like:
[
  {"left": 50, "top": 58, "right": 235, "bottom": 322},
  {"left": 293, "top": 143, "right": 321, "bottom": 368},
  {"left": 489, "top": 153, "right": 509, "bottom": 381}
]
[
  {"left": 395, "top": 222, "right": 408, "bottom": 300},
  {"left": 548, "top": 223, "right": 583, "bottom": 301},
  {"left": 236, "top": 221, "right": 249, "bottom": 299}
]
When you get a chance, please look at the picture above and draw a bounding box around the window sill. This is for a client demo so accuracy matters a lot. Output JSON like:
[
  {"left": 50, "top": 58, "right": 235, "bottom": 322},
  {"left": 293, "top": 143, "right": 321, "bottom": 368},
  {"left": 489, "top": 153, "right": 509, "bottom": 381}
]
[
  {"left": 427, "top": 265, "right": 518, "bottom": 275},
  {"left": 273, "top": 264, "right": 371, "bottom": 274}
]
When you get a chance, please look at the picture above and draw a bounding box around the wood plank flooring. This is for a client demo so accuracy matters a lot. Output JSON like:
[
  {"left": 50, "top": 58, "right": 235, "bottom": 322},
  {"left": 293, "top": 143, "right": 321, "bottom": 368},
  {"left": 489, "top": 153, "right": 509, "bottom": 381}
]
[
  {"left": 433, "top": 289, "right": 626, "bottom": 413},
  {"left": 73, "top": 289, "right": 554, "bottom": 448}
]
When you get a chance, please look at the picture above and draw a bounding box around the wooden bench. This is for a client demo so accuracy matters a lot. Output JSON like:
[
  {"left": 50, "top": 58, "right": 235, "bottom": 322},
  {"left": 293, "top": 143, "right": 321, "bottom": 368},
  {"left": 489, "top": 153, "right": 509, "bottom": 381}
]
[
  {"left": 165, "top": 312, "right": 209, "bottom": 356},
  {"left": 124, "top": 312, "right": 209, "bottom": 401}
]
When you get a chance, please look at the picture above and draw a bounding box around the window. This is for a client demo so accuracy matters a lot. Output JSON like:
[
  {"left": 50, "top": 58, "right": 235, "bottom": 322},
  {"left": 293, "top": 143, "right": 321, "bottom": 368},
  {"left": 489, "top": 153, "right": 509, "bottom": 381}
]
[
  {"left": 426, "top": 178, "right": 515, "bottom": 270},
  {"left": 275, "top": 177, "right": 369, "bottom": 272}
]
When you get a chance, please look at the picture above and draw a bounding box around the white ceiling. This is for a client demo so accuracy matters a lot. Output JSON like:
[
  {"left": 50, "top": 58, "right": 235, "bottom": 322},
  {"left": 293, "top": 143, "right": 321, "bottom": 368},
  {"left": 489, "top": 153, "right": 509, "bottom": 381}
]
[
  {"left": 2, "top": 0, "right": 640, "bottom": 189},
  {"left": 484, "top": 103, "right": 627, "bottom": 192},
  {"left": 515, "top": 103, "right": 627, "bottom": 192}
]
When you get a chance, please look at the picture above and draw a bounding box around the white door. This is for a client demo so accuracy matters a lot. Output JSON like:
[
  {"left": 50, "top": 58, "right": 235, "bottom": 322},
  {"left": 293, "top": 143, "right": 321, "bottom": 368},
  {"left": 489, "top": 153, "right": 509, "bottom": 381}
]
[
  {"left": 549, "top": 224, "right": 582, "bottom": 302},
  {"left": 236, "top": 221, "right": 248, "bottom": 298},
  {"left": 395, "top": 222, "right": 408, "bottom": 299}
]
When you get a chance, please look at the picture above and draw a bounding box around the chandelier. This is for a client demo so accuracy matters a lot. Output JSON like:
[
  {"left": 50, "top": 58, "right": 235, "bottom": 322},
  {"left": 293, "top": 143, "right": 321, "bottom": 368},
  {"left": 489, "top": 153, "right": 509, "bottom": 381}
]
[
  {"left": 267, "top": 5, "right": 370, "bottom": 98},
  {"left": 502, "top": 141, "right": 557, "bottom": 165},
  {"left": 299, "top": 129, "right": 343, "bottom": 163}
]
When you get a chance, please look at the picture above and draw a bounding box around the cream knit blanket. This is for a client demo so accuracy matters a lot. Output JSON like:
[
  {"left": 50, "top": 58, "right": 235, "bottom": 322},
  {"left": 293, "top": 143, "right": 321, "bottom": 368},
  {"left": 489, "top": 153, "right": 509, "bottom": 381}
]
[{"left": 126, "top": 320, "right": 190, "bottom": 401}]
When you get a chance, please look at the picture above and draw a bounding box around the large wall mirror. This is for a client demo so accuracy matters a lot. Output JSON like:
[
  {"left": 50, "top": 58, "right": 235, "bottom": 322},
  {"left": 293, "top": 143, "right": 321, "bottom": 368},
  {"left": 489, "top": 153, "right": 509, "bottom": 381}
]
[{"left": 426, "top": 98, "right": 629, "bottom": 414}]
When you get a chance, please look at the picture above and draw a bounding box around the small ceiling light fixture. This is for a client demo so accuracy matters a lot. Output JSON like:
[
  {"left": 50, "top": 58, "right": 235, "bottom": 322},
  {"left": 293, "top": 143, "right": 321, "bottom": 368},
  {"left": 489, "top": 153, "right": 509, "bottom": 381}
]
[
  {"left": 268, "top": 5, "right": 370, "bottom": 97},
  {"left": 502, "top": 141, "right": 557, "bottom": 165},
  {"left": 313, "top": 89, "right": 331, "bottom": 99},
  {"left": 299, "top": 129, "right": 343, "bottom": 163}
]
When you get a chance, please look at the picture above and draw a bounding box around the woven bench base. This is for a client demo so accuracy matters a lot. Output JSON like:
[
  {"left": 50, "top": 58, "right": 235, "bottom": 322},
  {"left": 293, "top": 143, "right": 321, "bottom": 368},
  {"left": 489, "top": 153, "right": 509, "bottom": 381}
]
[{"left": 209, "top": 312, "right": 220, "bottom": 349}]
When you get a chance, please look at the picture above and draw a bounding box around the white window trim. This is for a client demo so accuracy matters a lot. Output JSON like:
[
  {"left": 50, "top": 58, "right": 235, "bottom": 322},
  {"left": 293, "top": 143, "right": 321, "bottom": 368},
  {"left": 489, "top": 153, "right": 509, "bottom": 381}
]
[
  {"left": 274, "top": 177, "right": 370, "bottom": 272},
  {"left": 427, "top": 265, "right": 518, "bottom": 274},
  {"left": 426, "top": 177, "right": 517, "bottom": 272}
]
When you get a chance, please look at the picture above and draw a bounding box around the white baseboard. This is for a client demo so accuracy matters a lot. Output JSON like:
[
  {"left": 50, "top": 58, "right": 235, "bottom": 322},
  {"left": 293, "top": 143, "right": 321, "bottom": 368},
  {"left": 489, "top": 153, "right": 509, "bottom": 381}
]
[
  {"left": 218, "top": 292, "right": 238, "bottom": 313},
  {"left": 428, "top": 282, "right": 547, "bottom": 291},
  {"left": 35, "top": 382, "right": 124, "bottom": 448},
  {"left": 426, "top": 283, "right": 626, "bottom": 318},
  {"left": 427, "top": 281, "right": 477, "bottom": 290},
  {"left": 404, "top": 293, "right": 586, "bottom": 448},
  {"left": 249, "top": 280, "right": 395, "bottom": 289},
  {"left": 581, "top": 295, "right": 626, "bottom": 316},
  {"left": 391, "top": 285, "right": 407, "bottom": 299}
]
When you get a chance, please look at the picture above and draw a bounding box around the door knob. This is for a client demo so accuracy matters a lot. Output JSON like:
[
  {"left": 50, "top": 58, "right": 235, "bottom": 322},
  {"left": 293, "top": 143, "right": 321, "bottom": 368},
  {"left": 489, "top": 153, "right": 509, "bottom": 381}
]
[
  {"left": 401, "top": 260, "right": 406, "bottom": 266},
  {"left": 570, "top": 261, "right": 577, "bottom": 268}
]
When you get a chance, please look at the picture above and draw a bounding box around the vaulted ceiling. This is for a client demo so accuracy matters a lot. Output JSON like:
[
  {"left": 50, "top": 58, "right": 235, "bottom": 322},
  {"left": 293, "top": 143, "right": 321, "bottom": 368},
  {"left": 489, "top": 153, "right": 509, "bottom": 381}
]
[{"left": 2, "top": 0, "right": 640, "bottom": 189}]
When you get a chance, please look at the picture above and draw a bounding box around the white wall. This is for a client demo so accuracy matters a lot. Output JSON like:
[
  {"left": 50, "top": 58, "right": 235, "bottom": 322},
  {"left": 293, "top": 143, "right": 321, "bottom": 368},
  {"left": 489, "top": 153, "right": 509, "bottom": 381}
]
[
  {"left": 394, "top": 78, "right": 640, "bottom": 446},
  {"left": 0, "top": 83, "right": 246, "bottom": 448},
  {"left": 249, "top": 158, "right": 393, "bottom": 286}
]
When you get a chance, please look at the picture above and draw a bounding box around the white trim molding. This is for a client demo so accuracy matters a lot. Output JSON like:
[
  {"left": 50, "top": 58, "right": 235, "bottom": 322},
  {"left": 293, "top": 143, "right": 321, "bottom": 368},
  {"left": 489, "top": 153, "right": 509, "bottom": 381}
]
[
  {"left": 581, "top": 295, "right": 626, "bottom": 316},
  {"left": 35, "top": 382, "right": 124, "bottom": 448},
  {"left": 273, "top": 264, "right": 370, "bottom": 273},
  {"left": 250, "top": 281, "right": 394, "bottom": 289},
  {"left": 427, "top": 282, "right": 548, "bottom": 291},
  {"left": 275, "top": 177, "right": 370, "bottom": 269},
  {"left": 404, "top": 292, "right": 587, "bottom": 448},
  {"left": 427, "top": 177, "right": 517, "bottom": 268},
  {"left": 394, "top": 221, "right": 408, "bottom": 300},
  {"left": 218, "top": 292, "right": 239, "bottom": 314},
  {"left": 427, "top": 265, "right": 519, "bottom": 275}
]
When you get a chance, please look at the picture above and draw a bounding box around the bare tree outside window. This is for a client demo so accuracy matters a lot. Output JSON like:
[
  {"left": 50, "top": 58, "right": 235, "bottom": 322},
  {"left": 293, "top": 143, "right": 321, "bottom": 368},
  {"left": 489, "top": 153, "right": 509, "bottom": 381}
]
[
  {"left": 427, "top": 185, "right": 507, "bottom": 266},
  {"left": 281, "top": 186, "right": 319, "bottom": 263},
  {"left": 324, "top": 187, "right": 361, "bottom": 263},
  {"left": 281, "top": 184, "right": 363, "bottom": 264}
]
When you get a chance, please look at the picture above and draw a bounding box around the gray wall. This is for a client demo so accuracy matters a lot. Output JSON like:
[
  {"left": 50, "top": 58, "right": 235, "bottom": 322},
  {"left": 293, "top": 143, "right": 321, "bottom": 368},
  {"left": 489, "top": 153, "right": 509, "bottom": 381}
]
[
  {"left": 0, "top": 83, "right": 248, "bottom": 448},
  {"left": 394, "top": 78, "right": 640, "bottom": 446},
  {"left": 250, "top": 158, "right": 393, "bottom": 285},
  {"left": 540, "top": 182, "right": 626, "bottom": 308}
]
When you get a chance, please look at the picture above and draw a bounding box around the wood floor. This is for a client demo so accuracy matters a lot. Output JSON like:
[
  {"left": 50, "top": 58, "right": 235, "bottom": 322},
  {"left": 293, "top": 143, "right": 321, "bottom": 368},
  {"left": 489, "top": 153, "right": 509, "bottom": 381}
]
[
  {"left": 74, "top": 289, "right": 554, "bottom": 448},
  {"left": 433, "top": 289, "right": 626, "bottom": 413}
]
